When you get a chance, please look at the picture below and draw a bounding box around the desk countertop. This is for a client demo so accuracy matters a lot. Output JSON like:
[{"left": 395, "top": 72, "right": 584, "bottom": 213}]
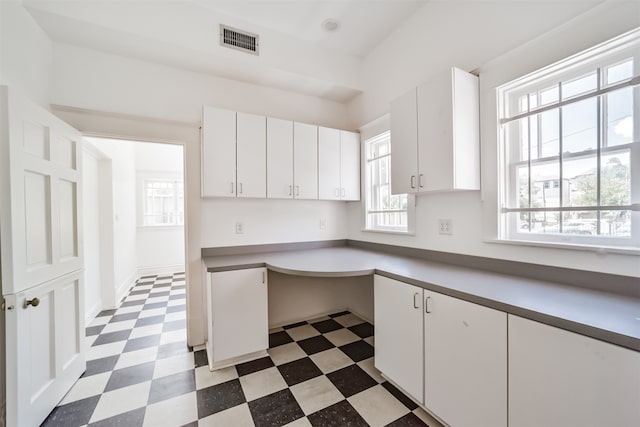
[{"left": 203, "top": 246, "right": 640, "bottom": 352}]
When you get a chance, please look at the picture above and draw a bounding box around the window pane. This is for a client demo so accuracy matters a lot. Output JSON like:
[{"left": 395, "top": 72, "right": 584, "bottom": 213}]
[
  {"left": 540, "top": 86, "right": 559, "bottom": 106},
  {"left": 503, "top": 118, "right": 529, "bottom": 162},
  {"left": 516, "top": 165, "right": 529, "bottom": 208},
  {"left": 540, "top": 108, "right": 560, "bottom": 157},
  {"left": 561, "top": 72, "right": 597, "bottom": 99},
  {"left": 600, "top": 210, "right": 631, "bottom": 237},
  {"left": 600, "top": 151, "right": 631, "bottom": 206},
  {"left": 606, "top": 86, "right": 635, "bottom": 147},
  {"left": 606, "top": 59, "right": 633, "bottom": 85},
  {"left": 564, "top": 155, "right": 598, "bottom": 207},
  {"left": 562, "top": 212, "right": 597, "bottom": 236},
  {"left": 562, "top": 98, "right": 597, "bottom": 153},
  {"left": 531, "top": 162, "right": 560, "bottom": 208}
]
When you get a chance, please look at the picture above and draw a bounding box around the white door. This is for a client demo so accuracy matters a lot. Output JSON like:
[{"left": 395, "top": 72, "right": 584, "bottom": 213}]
[
  {"left": 202, "top": 106, "right": 236, "bottom": 197},
  {"left": 339, "top": 130, "right": 360, "bottom": 201},
  {"left": 293, "top": 122, "right": 318, "bottom": 199},
  {"left": 267, "top": 117, "right": 294, "bottom": 199},
  {"left": 237, "top": 112, "right": 266, "bottom": 198},
  {"left": 318, "top": 126, "right": 341, "bottom": 200},
  {"left": 424, "top": 291, "right": 507, "bottom": 427},
  {"left": 0, "top": 86, "right": 85, "bottom": 427},
  {"left": 390, "top": 88, "right": 419, "bottom": 195},
  {"left": 374, "top": 275, "right": 424, "bottom": 403}
]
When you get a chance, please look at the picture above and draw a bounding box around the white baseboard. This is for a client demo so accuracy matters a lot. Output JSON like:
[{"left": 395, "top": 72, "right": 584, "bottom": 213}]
[
  {"left": 85, "top": 300, "right": 103, "bottom": 324},
  {"left": 115, "top": 272, "right": 137, "bottom": 304},
  {"left": 137, "top": 264, "right": 185, "bottom": 278}
]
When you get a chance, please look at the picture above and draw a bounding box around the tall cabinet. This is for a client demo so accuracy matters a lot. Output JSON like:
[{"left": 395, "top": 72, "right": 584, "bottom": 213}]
[{"left": 390, "top": 67, "right": 479, "bottom": 195}]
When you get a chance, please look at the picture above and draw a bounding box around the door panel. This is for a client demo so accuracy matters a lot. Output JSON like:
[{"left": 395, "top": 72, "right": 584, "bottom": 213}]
[
  {"left": 201, "top": 106, "right": 236, "bottom": 197},
  {"left": 318, "top": 126, "right": 341, "bottom": 200},
  {"left": 267, "top": 117, "right": 294, "bottom": 199},
  {"left": 293, "top": 122, "right": 318, "bottom": 200},
  {"left": 5, "top": 271, "right": 86, "bottom": 427},
  {"left": 1, "top": 86, "right": 85, "bottom": 427},
  {"left": 339, "top": 130, "right": 360, "bottom": 201},
  {"left": 390, "top": 88, "right": 418, "bottom": 195},
  {"left": 237, "top": 112, "right": 267, "bottom": 198}
]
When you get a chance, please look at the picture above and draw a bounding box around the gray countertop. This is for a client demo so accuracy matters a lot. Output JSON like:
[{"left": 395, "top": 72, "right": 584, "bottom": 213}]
[{"left": 203, "top": 246, "right": 640, "bottom": 352}]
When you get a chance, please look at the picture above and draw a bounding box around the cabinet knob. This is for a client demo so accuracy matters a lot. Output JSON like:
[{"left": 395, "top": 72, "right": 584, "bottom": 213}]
[{"left": 24, "top": 297, "right": 40, "bottom": 309}]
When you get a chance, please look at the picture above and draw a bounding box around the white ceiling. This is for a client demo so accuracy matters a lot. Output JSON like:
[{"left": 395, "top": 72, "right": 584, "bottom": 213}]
[{"left": 23, "top": 0, "right": 428, "bottom": 102}]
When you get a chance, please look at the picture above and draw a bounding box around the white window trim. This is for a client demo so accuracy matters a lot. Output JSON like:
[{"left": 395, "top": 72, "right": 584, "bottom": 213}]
[{"left": 496, "top": 28, "right": 640, "bottom": 251}]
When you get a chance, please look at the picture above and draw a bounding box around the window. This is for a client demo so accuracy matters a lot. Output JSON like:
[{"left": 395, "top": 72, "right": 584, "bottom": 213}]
[
  {"left": 142, "top": 179, "right": 184, "bottom": 226},
  {"left": 498, "top": 29, "right": 639, "bottom": 249},
  {"left": 365, "top": 131, "right": 409, "bottom": 232}
]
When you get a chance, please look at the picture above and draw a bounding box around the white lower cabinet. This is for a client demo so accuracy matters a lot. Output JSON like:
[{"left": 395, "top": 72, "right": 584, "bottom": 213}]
[
  {"left": 424, "top": 291, "right": 507, "bottom": 427},
  {"left": 508, "top": 315, "right": 640, "bottom": 427},
  {"left": 206, "top": 268, "right": 268, "bottom": 369},
  {"left": 374, "top": 275, "right": 507, "bottom": 427},
  {"left": 374, "top": 275, "right": 424, "bottom": 403}
]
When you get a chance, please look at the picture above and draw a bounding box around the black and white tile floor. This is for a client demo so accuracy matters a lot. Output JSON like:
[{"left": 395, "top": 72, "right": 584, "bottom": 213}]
[{"left": 42, "top": 273, "right": 440, "bottom": 427}]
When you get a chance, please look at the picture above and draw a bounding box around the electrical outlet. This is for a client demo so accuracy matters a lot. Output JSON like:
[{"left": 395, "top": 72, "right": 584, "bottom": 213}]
[
  {"left": 320, "top": 218, "right": 326, "bottom": 230},
  {"left": 235, "top": 222, "right": 244, "bottom": 234},
  {"left": 438, "top": 219, "right": 452, "bottom": 235}
]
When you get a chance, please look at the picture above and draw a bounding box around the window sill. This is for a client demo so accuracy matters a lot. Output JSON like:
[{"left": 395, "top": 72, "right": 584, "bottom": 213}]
[
  {"left": 361, "top": 228, "right": 415, "bottom": 236},
  {"left": 485, "top": 238, "right": 640, "bottom": 256}
]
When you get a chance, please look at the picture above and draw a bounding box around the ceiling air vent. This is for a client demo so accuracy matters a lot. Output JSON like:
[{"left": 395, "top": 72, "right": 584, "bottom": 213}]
[{"left": 220, "top": 25, "right": 259, "bottom": 55}]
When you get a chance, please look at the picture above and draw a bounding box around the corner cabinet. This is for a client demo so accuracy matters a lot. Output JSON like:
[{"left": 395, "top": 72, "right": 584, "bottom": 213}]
[
  {"left": 206, "top": 268, "right": 269, "bottom": 370},
  {"left": 390, "top": 67, "right": 479, "bottom": 195},
  {"left": 318, "top": 127, "right": 360, "bottom": 201},
  {"left": 508, "top": 315, "right": 640, "bottom": 427},
  {"left": 374, "top": 275, "right": 507, "bottom": 427}
]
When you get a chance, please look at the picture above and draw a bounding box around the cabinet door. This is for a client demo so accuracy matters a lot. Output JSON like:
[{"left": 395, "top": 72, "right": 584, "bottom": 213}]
[
  {"left": 267, "top": 117, "right": 294, "bottom": 199},
  {"left": 210, "top": 268, "right": 268, "bottom": 363},
  {"left": 390, "top": 88, "right": 418, "bottom": 195},
  {"left": 339, "top": 130, "right": 360, "bottom": 201},
  {"left": 237, "top": 112, "right": 266, "bottom": 198},
  {"left": 374, "top": 275, "right": 424, "bottom": 403},
  {"left": 293, "top": 122, "right": 318, "bottom": 199},
  {"left": 202, "top": 106, "right": 236, "bottom": 197},
  {"left": 318, "top": 126, "right": 341, "bottom": 200},
  {"left": 417, "top": 71, "right": 453, "bottom": 192},
  {"left": 509, "top": 315, "right": 640, "bottom": 427},
  {"left": 424, "top": 291, "right": 507, "bottom": 427},
  {"left": 451, "top": 67, "right": 480, "bottom": 190}
]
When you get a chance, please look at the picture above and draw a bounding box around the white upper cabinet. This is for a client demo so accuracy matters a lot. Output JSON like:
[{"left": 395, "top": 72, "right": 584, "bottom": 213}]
[
  {"left": 318, "top": 126, "right": 342, "bottom": 200},
  {"left": 267, "top": 117, "right": 294, "bottom": 199},
  {"left": 339, "top": 130, "right": 360, "bottom": 201},
  {"left": 237, "top": 112, "right": 266, "bottom": 198},
  {"left": 318, "top": 127, "right": 360, "bottom": 201},
  {"left": 390, "top": 89, "right": 419, "bottom": 195},
  {"left": 293, "top": 122, "right": 318, "bottom": 200},
  {"left": 202, "top": 106, "right": 236, "bottom": 197},
  {"left": 391, "top": 67, "right": 479, "bottom": 194}
]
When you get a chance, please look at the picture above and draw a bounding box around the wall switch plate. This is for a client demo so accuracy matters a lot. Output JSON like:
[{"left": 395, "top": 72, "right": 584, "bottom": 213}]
[
  {"left": 438, "top": 219, "right": 452, "bottom": 235},
  {"left": 235, "top": 222, "right": 244, "bottom": 234}
]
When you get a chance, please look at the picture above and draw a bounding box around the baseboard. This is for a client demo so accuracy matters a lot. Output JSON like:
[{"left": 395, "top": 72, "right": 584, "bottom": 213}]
[
  {"left": 115, "top": 272, "right": 137, "bottom": 304},
  {"left": 137, "top": 264, "right": 185, "bottom": 278},
  {"left": 85, "top": 300, "right": 103, "bottom": 324}
]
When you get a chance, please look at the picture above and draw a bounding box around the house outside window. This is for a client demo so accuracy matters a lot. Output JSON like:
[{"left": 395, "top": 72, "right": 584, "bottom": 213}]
[
  {"left": 142, "top": 179, "right": 184, "bottom": 226},
  {"left": 365, "top": 131, "right": 409, "bottom": 232},
  {"left": 497, "top": 29, "right": 639, "bottom": 249}
]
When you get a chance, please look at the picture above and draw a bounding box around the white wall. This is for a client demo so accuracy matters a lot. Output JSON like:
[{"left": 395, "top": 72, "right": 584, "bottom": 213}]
[
  {"left": 50, "top": 45, "right": 354, "bottom": 346},
  {"left": 0, "top": 0, "right": 53, "bottom": 107},
  {"left": 347, "top": 1, "right": 640, "bottom": 277},
  {"left": 88, "top": 138, "right": 139, "bottom": 301},
  {"left": 82, "top": 148, "right": 103, "bottom": 321},
  {"left": 135, "top": 142, "right": 185, "bottom": 276}
]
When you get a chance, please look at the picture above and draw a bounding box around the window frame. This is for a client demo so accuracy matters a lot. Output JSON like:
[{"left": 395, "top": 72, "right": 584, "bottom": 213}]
[
  {"left": 364, "top": 130, "right": 411, "bottom": 233},
  {"left": 497, "top": 29, "right": 640, "bottom": 250}
]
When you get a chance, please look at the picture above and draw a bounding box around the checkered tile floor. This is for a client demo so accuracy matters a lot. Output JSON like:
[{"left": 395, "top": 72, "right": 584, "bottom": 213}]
[{"left": 42, "top": 272, "right": 438, "bottom": 427}]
